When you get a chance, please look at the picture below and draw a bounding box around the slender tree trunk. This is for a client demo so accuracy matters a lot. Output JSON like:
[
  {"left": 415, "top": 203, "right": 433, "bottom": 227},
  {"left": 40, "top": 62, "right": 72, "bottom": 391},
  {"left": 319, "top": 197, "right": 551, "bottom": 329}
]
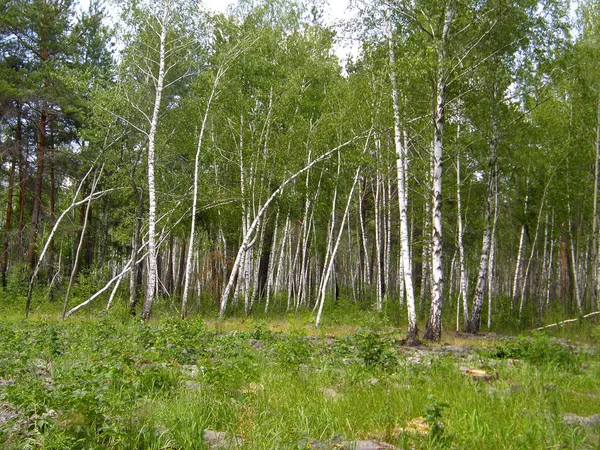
[
  {"left": 166, "top": 234, "right": 174, "bottom": 295},
  {"left": 176, "top": 236, "right": 186, "bottom": 296},
  {"left": 512, "top": 223, "right": 526, "bottom": 304},
  {"left": 570, "top": 219, "right": 582, "bottom": 312},
  {"left": 546, "top": 210, "right": 555, "bottom": 306},
  {"left": 1, "top": 115, "right": 19, "bottom": 288},
  {"left": 62, "top": 169, "right": 101, "bottom": 319},
  {"left": 316, "top": 167, "right": 360, "bottom": 326},
  {"left": 539, "top": 214, "right": 549, "bottom": 312},
  {"left": 595, "top": 97, "right": 600, "bottom": 310},
  {"left": 518, "top": 180, "right": 552, "bottom": 320},
  {"left": 17, "top": 126, "right": 27, "bottom": 260},
  {"left": 273, "top": 212, "right": 289, "bottom": 299},
  {"left": 456, "top": 148, "right": 469, "bottom": 330},
  {"left": 487, "top": 172, "right": 499, "bottom": 329},
  {"left": 424, "top": 5, "right": 453, "bottom": 341},
  {"left": 129, "top": 187, "right": 144, "bottom": 315},
  {"left": 384, "top": 174, "right": 392, "bottom": 301},
  {"left": 27, "top": 99, "right": 47, "bottom": 271},
  {"left": 141, "top": 4, "right": 169, "bottom": 321},
  {"left": 219, "top": 137, "right": 361, "bottom": 317},
  {"left": 359, "top": 178, "right": 370, "bottom": 291},
  {"left": 467, "top": 128, "right": 498, "bottom": 334},
  {"left": 374, "top": 167, "right": 383, "bottom": 310},
  {"left": 387, "top": 12, "right": 418, "bottom": 342},
  {"left": 26, "top": 168, "right": 99, "bottom": 316},
  {"left": 48, "top": 127, "right": 56, "bottom": 300},
  {"left": 181, "top": 64, "right": 223, "bottom": 318},
  {"left": 264, "top": 208, "right": 279, "bottom": 313},
  {"left": 248, "top": 218, "right": 266, "bottom": 314}
]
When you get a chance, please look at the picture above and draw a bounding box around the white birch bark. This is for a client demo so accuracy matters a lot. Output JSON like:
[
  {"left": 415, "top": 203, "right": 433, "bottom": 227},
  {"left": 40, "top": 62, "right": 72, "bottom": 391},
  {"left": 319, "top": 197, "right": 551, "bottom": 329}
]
[
  {"left": 62, "top": 167, "right": 102, "bottom": 319},
  {"left": 347, "top": 208, "right": 358, "bottom": 302},
  {"left": 512, "top": 223, "right": 526, "bottom": 303},
  {"left": 141, "top": 3, "right": 169, "bottom": 321},
  {"left": 264, "top": 208, "right": 279, "bottom": 313},
  {"left": 456, "top": 149, "right": 469, "bottom": 330},
  {"left": 512, "top": 184, "right": 529, "bottom": 306},
  {"left": 546, "top": 210, "right": 555, "bottom": 305},
  {"left": 219, "top": 136, "right": 365, "bottom": 317},
  {"left": 274, "top": 212, "right": 290, "bottom": 296},
  {"left": 374, "top": 167, "right": 383, "bottom": 310},
  {"left": 248, "top": 217, "right": 266, "bottom": 313},
  {"left": 106, "top": 267, "right": 123, "bottom": 312},
  {"left": 25, "top": 168, "right": 107, "bottom": 316},
  {"left": 387, "top": 11, "right": 418, "bottom": 341},
  {"left": 358, "top": 180, "right": 370, "bottom": 288},
  {"left": 319, "top": 152, "right": 341, "bottom": 302},
  {"left": 487, "top": 172, "right": 499, "bottom": 329},
  {"left": 424, "top": 5, "right": 453, "bottom": 341},
  {"left": 316, "top": 167, "right": 361, "bottom": 326},
  {"left": 539, "top": 213, "right": 549, "bottom": 309},
  {"left": 467, "top": 128, "right": 498, "bottom": 334},
  {"left": 570, "top": 219, "right": 582, "bottom": 312},
  {"left": 384, "top": 174, "right": 392, "bottom": 301},
  {"left": 519, "top": 183, "right": 551, "bottom": 320},
  {"left": 181, "top": 64, "right": 226, "bottom": 318},
  {"left": 64, "top": 204, "right": 190, "bottom": 318}
]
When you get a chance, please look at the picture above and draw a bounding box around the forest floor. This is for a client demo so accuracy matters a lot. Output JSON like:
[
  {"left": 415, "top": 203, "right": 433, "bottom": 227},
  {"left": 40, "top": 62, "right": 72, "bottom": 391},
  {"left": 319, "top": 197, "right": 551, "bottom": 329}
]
[{"left": 0, "top": 308, "right": 599, "bottom": 449}]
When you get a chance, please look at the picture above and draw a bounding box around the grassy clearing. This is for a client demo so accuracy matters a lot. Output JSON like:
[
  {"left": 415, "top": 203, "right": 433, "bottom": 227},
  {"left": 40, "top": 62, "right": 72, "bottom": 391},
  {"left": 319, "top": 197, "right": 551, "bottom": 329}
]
[{"left": 0, "top": 301, "right": 599, "bottom": 449}]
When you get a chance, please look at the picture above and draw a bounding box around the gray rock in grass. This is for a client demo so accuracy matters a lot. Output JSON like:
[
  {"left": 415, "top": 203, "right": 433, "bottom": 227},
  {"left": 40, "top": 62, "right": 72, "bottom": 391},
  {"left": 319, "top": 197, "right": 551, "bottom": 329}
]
[
  {"left": 0, "top": 402, "right": 18, "bottom": 425},
  {"left": 563, "top": 413, "right": 600, "bottom": 428},
  {"left": 203, "top": 429, "right": 243, "bottom": 449}
]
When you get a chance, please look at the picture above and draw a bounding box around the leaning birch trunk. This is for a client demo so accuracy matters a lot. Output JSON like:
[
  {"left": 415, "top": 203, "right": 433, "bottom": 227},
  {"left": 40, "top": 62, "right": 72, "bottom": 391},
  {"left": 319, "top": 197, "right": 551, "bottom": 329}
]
[
  {"left": 106, "top": 263, "right": 125, "bottom": 312},
  {"left": 316, "top": 167, "right": 361, "bottom": 326},
  {"left": 424, "top": 5, "right": 453, "bottom": 341},
  {"left": 25, "top": 168, "right": 103, "bottom": 316},
  {"left": 539, "top": 213, "right": 549, "bottom": 311},
  {"left": 66, "top": 204, "right": 188, "bottom": 318},
  {"left": 569, "top": 220, "right": 582, "bottom": 312},
  {"left": 181, "top": 65, "right": 225, "bottom": 318},
  {"left": 387, "top": 12, "right": 418, "bottom": 342},
  {"left": 300, "top": 153, "right": 323, "bottom": 308},
  {"left": 466, "top": 135, "right": 498, "bottom": 334},
  {"left": 264, "top": 208, "right": 280, "bottom": 313},
  {"left": 317, "top": 153, "right": 340, "bottom": 310},
  {"left": 512, "top": 223, "right": 526, "bottom": 304},
  {"left": 248, "top": 217, "right": 266, "bottom": 314},
  {"left": 456, "top": 149, "right": 469, "bottom": 330},
  {"left": 273, "top": 212, "right": 290, "bottom": 296},
  {"left": 62, "top": 168, "right": 102, "bottom": 319},
  {"left": 219, "top": 136, "right": 364, "bottom": 317},
  {"left": 141, "top": 4, "right": 169, "bottom": 321}
]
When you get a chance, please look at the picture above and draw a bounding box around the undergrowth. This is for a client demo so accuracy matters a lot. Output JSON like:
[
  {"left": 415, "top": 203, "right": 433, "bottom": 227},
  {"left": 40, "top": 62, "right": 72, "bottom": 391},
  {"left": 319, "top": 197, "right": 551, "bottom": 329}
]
[{"left": 0, "top": 303, "right": 598, "bottom": 449}]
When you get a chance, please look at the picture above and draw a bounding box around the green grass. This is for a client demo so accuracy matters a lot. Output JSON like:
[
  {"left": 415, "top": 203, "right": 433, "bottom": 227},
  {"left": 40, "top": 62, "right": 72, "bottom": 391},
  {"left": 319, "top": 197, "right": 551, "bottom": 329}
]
[{"left": 0, "top": 299, "right": 599, "bottom": 449}]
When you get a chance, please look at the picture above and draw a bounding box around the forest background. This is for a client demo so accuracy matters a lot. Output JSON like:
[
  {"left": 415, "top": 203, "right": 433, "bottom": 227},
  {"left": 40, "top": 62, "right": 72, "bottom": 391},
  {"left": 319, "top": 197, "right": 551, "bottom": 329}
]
[{"left": 1, "top": 0, "right": 600, "bottom": 341}]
